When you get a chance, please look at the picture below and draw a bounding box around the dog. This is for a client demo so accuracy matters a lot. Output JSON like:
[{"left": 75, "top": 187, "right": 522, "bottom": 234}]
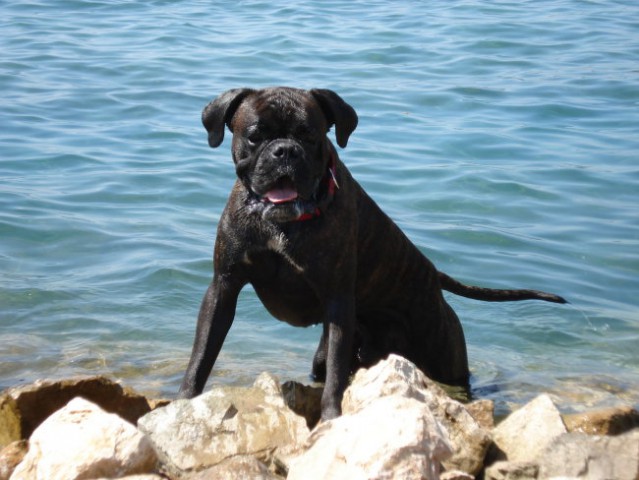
[{"left": 178, "top": 87, "right": 566, "bottom": 420}]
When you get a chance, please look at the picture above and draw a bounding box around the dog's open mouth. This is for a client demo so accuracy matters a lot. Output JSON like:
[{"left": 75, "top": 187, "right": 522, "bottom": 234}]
[
  {"left": 262, "top": 178, "right": 299, "bottom": 204},
  {"left": 247, "top": 164, "right": 335, "bottom": 223},
  {"left": 247, "top": 176, "right": 318, "bottom": 223}
]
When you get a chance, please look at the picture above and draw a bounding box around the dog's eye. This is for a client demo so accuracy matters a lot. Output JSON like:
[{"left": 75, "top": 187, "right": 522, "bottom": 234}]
[
  {"left": 298, "top": 127, "right": 318, "bottom": 144},
  {"left": 247, "top": 132, "right": 262, "bottom": 147}
]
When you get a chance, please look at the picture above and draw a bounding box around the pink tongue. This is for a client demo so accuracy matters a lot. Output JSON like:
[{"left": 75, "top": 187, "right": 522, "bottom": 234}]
[{"left": 264, "top": 187, "right": 298, "bottom": 204}]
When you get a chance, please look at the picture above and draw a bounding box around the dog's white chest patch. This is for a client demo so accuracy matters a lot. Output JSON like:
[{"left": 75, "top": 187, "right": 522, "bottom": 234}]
[
  {"left": 267, "top": 233, "right": 304, "bottom": 273},
  {"left": 266, "top": 233, "right": 287, "bottom": 253}
]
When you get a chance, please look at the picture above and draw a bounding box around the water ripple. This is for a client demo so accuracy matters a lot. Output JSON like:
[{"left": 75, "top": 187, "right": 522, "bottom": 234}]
[{"left": 1, "top": 0, "right": 638, "bottom": 410}]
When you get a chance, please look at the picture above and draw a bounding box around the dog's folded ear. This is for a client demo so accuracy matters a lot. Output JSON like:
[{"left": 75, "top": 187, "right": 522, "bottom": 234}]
[
  {"left": 310, "top": 89, "right": 358, "bottom": 148},
  {"left": 202, "top": 88, "right": 255, "bottom": 148}
]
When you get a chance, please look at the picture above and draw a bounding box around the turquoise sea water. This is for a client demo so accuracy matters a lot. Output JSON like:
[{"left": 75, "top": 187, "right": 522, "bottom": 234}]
[{"left": 1, "top": 1, "right": 638, "bottom": 414}]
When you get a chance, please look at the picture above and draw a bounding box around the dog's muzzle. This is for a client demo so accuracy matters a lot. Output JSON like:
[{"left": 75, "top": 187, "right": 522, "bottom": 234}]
[{"left": 247, "top": 152, "right": 339, "bottom": 223}]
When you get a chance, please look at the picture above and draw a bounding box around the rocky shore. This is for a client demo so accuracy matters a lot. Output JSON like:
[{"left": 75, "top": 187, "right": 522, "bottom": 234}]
[{"left": 1, "top": 355, "right": 638, "bottom": 480}]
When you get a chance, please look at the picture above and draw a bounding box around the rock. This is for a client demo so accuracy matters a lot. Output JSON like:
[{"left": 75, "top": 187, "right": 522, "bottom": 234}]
[
  {"left": 465, "top": 399, "right": 495, "bottom": 430},
  {"left": 288, "top": 395, "right": 452, "bottom": 480},
  {"left": 538, "top": 429, "right": 639, "bottom": 480},
  {"left": 489, "top": 394, "right": 566, "bottom": 463},
  {"left": 0, "top": 397, "right": 21, "bottom": 449},
  {"left": 9, "top": 397, "right": 157, "bottom": 480},
  {"left": 92, "top": 476, "right": 165, "bottom": 480},
  {"left": 484, "top": 460, "right": 539, "bottom": 480},
  {"left": 342, "top": 354, "right": 435, "bottom": 412},
  {"left": 281, "top": 381, "right": 323, "bottom": 430},
  {"left": 0, "top": 441, "right": 28, "bottom": 480},
  {"left": 342, "top": 354, "right": 491, "bottom": 476},
  {"left": 563, "top": 405, "right": 639, "bottom": 435},
  {"left": 181, "top": 456, "right": 281, "bottom": 480},
  {"left": 440, "top": 470, "right": 475, "bottom": 480},
  {"left": 137, "top": 372, "right": 308, "bottom": 476},
  {"left": 2, "top": 376, "right": 160, "bottom": 440}
]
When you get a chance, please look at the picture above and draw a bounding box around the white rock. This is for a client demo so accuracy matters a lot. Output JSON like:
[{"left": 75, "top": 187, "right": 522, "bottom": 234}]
[
  {"left": 180, "top": 456, "right": 279, "bottom": 480},
  {"left": 487, "top": 428, "right": 639, "bottom": 480},
  {"left": 343, "top": 354, "right": 491, "bottom": 475},
  {"left": 484, "top": 460, "right": 539, "bottom": 480},
  {"left": 9, "top": 397, "right": 157, "bottom": 480},
  {"left": 538, "top": 429, "right": 639, "bottom": 480},
  {"left": 137, "top": 372, "right": 308, "bottom": 476},
  {"left": 342, "top": 354, "right": 432, "bottom": 411},
  {"left": 440, "top": 470, "right": 475, "bottom": 480},
  {"left": 288, "top": 395, "right": 452, "bottom": 480},
  {"left": 0, "top": 440, "right": 28, "bottom": 480},
  {"left": 491, "top": 393, "right": 567, "bottom": 463},
  {"left": 92, "top": 476, "right": 165, "bottom": 480}
]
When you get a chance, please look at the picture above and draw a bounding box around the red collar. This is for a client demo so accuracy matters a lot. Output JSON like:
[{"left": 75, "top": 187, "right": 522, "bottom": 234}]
[{"left": 294, "top": 152, "right": 339, "bottom": 222}]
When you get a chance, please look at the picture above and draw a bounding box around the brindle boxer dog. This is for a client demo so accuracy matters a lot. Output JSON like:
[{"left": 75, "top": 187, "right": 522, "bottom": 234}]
[{"left": 178, "top": 86, "right": 566, "bottom": 420}]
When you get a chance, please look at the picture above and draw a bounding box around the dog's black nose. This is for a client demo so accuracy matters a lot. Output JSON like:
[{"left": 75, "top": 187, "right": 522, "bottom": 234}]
[{"left": 272, "top": 142, "right": 302, "bottom": 161}]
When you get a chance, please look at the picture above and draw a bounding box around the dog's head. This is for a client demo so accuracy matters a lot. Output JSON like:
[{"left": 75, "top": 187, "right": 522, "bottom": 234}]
[{"left": 202, "top": 87, "right": 358, "bottom": 223}]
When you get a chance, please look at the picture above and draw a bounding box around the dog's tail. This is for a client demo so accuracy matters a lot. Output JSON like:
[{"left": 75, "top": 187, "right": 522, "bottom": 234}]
[{"left": 438, "top": 271, "right": 567, "bottom": 304}]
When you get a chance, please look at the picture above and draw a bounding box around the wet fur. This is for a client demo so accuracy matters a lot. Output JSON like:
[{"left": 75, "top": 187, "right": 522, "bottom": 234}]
[{"left": 179, "top": 87, "right": 566, "bottom": 420}]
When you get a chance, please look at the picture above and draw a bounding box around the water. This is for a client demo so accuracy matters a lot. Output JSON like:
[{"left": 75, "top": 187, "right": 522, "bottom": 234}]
[{"left": 1, "top": 1, "right": 638, "bottom": 414}]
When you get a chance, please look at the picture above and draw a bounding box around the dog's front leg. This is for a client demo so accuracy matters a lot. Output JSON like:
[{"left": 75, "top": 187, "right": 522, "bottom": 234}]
[
  {"left": 320, "top": 296, "right": 355, "bottom": 421},
  {"left": 178, "top": 273, "right": 243, "bottom": 399},
  {"left": 311, "top": 327, "right": 328, "bottom": 382}
]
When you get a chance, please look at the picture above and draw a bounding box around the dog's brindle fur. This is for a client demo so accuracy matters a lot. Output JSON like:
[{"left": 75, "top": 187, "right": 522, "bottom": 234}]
[{"left": 178, "top": 87, "right": 566, "bottom": 420}]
